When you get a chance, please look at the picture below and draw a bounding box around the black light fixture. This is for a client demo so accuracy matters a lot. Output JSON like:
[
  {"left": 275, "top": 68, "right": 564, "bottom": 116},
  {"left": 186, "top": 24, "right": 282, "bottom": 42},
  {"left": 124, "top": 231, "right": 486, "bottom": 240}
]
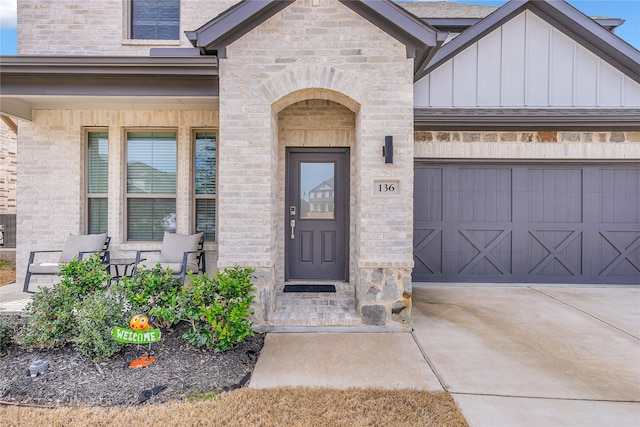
[{"left": 383, "top": 135, "right": 393, "bottom": 164}]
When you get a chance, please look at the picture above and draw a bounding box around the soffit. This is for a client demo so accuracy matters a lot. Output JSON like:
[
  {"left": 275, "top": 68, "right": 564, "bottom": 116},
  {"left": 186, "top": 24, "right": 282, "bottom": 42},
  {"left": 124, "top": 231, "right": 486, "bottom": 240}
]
[{"left": 0, "top": 56, "right": 220, "bottom": 121}]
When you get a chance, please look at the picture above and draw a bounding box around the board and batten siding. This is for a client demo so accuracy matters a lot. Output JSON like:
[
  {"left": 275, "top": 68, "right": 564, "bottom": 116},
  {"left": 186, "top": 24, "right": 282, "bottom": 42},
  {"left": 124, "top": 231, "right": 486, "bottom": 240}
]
[{"left": 414, "top": 10, "right": 640, "bottom": 108}]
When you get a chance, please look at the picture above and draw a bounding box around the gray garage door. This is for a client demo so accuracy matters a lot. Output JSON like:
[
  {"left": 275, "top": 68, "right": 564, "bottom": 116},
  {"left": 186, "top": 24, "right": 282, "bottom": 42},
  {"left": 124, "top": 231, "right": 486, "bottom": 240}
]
[{"left": 413, "top": 163, "right": 640, "bottom": 284}]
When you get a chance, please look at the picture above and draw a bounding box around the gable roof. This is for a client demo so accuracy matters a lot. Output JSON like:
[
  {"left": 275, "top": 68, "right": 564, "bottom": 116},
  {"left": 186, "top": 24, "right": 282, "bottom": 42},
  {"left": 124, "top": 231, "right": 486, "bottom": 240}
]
[
  {"left": 186, "top": 0, "right": 446, "bottom": 76},
  {"left": 418, "top": 0, "right": 640, "bottom": 84}
]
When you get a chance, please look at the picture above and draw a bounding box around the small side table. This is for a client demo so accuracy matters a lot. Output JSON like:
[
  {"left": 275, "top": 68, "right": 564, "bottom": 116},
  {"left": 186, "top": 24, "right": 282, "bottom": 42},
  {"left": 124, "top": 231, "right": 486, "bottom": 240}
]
[{"left": 108, "top": 258, "right": 145, "bottom": 282}]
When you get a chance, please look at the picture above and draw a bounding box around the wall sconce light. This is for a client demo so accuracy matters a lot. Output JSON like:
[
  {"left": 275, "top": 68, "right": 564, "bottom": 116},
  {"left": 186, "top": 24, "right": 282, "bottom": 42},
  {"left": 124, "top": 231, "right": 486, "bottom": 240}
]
[{"left": 383, "top": 135, "right": 393, "bottom": 164}]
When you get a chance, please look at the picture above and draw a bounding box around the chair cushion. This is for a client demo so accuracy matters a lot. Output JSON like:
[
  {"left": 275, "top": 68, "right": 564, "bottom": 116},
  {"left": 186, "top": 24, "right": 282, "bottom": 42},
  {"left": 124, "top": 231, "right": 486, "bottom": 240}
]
[
  {"left": 159, "top": 232, "right": 202, "bottom": 264},
  {"left": 60, "top": 233, "right": 108, "bottom": 262},
  {"left": 158, "top": 262, "right": 200, "bottom": 275},
  {"left": 28, "top": 263, "right": 61, "bottom": 274}
]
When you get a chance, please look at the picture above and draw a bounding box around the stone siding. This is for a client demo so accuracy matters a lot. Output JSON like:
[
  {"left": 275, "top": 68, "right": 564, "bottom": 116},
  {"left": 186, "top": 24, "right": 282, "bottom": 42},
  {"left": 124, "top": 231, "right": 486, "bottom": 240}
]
[
  {"left": 17, "top": 0, "right": 237, "bottom": 55},
  {"left": 16, "top": 109, "right": 218, "bottom": 288},
  {"left": 415, "top": 131, "right": 640, "bottom": 159},
  {"left": 0, "top": 119, "right": 17, "bottom": 215},
  {"left": 219, "top": 0, "right": 415, "bottom": 328}
]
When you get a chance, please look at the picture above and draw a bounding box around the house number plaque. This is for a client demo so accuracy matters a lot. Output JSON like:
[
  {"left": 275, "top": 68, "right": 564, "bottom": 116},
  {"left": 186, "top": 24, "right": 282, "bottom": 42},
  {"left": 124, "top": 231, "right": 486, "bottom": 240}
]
[{"left": 373, "top": 180, "right": 400, "bottom": 195}]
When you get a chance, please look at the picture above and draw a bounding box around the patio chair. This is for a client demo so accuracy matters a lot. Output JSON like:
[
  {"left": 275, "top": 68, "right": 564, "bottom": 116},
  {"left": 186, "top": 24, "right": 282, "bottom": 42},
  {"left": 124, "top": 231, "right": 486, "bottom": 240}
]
[
  {"left": 135, "top": 232, "right": 205, "bottom": 282},
  {"left": 24, "top": 233, "right": 111, "bottom": 293}
]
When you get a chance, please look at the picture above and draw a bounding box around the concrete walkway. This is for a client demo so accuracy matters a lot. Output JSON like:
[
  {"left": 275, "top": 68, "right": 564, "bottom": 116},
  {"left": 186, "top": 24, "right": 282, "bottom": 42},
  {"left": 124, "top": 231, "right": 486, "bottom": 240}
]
[
  {"left": 0, "top": 281, "right": 30, "bottom": 314},
  {"left": 251, "top": 286, "right": 640, "bottom": 427}
]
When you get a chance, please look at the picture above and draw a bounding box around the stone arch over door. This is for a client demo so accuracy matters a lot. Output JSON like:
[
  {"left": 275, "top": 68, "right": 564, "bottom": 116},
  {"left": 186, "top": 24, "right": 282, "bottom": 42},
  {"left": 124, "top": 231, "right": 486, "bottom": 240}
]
[
  {"left": 273, "top": 88, "right": 359, "bottom": 285},
  {"left": 262, "top": 65, "right": 366, "bottom": 113}
]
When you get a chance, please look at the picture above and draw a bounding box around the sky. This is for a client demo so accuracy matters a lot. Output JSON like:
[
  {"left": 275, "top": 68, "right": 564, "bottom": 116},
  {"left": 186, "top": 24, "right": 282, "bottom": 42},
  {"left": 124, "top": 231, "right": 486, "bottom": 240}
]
[{"left": 0, "top": 0, "right": 638, "bottom": 54}]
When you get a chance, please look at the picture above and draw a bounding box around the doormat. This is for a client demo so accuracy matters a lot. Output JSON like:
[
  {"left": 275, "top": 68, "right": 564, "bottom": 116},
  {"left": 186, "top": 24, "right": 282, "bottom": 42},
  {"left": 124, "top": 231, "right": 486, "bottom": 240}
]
[{"left": 283, "top": 284, "right": 336, "bottom": 293}]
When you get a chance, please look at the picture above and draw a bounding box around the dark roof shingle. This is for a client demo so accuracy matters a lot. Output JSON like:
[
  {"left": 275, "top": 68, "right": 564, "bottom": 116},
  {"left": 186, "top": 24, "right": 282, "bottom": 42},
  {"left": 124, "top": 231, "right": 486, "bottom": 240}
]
[{"left": 396, "top": 1, "right": 499, "bottom": 19}]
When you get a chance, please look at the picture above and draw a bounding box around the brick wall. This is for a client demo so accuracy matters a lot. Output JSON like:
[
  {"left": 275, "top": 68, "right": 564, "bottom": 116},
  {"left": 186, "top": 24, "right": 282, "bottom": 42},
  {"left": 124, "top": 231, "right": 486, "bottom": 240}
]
[
  {"left": 0, "top": 119, "right": 17, "bottom": 215},
  {"left": 415, "top": 131, "right": 640, "bottom": 159},
  {"left": 16, "top": 109, "right": 218, "bottom": 288},
  {"left": 219, "top": 0, "right": 415, "bottom": 328},
  {"left": 17, "top": 0, "right": 238, "bottom": 55}
]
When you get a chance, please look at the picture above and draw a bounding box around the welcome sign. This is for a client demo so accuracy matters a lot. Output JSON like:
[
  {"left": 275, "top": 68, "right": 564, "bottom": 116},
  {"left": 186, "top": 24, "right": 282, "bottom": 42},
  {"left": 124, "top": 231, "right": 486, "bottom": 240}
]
[{"left": 112, "top": 327, "right": 161, "bottom": 344}]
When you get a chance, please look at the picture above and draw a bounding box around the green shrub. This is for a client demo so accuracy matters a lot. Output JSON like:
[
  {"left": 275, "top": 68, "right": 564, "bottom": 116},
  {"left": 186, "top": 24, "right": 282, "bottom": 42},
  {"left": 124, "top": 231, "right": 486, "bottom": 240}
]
[
  {"left": 59, "top": 254, "right": 111, "bottom": 296},
  {"left": 0, "top": 317, "right": 14, "bottom": 352},
  {"left": 19, "top": 255, "right": 109, "bottom": 349},
  {"left": 118, "top": 264, "right": 183, "bottom": 328},
  {"left": 18, "top": 284, "right": 78, "bottom": 349},
  {"left": 18, "top": 259, "right": 256, "bottom": 355},
  {"left": 75, "top": 292, "right": 130, "bottom": 360},
  {"left": 178, "top": 267, "right": 255, "bottom": 351}
]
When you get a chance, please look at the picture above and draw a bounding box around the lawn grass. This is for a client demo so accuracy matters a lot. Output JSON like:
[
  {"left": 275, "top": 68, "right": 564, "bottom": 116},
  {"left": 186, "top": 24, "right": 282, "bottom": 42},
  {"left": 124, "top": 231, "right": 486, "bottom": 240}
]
[
  {"left": 0, "top": 261, "right": 16, "bottom": 287},
  {"left": 0, "top": 387, "right": 468, "bottom": 427}
]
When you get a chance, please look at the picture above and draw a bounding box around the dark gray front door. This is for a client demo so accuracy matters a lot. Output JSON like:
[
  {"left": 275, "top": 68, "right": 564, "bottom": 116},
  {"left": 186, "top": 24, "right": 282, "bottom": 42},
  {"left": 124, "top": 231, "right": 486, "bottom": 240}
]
[
  {"left": 286, "top": 148, "right": 349, "bottom": 280},
  {"left": 414, "top": 163, "right": 640, "bottom": 284}
]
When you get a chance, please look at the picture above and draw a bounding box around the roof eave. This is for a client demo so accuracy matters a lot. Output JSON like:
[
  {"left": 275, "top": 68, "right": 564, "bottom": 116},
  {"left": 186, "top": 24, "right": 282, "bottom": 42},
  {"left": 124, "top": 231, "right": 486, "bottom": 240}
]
[
  {"left": 414, "top": 108, "right": 640, "bottom": 131},
  {"left": 531, "top": 1, "right": 640, "bottom": 84},
  {"left": 188, "top": 0, "right": 443, "bottom": 75},
  {"left": 339, "top": 0, "right": 440, "bottom": 51},
  {"left": 188, "top": 0, "right": 294, "bottom": 56},
  {"left": 0, "top": 56, "right": 220, "bottom": 120},
  {"left": 0, "top": 55, "right": 219, "bottom": 75}
]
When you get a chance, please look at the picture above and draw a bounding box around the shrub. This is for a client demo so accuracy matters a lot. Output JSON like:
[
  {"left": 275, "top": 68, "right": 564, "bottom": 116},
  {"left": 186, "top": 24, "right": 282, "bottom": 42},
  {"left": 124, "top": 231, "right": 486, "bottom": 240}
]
[
  {"left": 0, "top": 317, "right": 14, "bottom": 352},
  {"left": 59, "top": 254, "right": 111, "bottom": 296},
  {"left": 118, "top": 264, "right": 183, "bottom": 329},
  {"left": 178, "top": 267, "right": 255, "bottom": 351},
  {"left": 18, "top": 284, "right": 78, "bottom": 349},
  {"left": 75, "top": 292, "right": 130, "bottom": 360},
  {"left": 19, "top": 255, "right": 109, "bottom": 349}
]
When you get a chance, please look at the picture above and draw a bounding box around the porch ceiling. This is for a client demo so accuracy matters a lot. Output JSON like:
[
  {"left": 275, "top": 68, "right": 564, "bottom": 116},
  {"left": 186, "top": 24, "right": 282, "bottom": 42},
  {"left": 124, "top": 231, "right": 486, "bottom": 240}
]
[{"left": 0, "top": 56, "right": 220, "bottom": 121}]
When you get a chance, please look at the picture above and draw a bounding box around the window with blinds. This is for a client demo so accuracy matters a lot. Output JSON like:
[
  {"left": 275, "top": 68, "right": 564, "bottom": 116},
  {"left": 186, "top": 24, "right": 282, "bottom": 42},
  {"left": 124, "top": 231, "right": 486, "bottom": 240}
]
[
  {"left": 126, "top": 131, "right": 177, "bottom": 241},
  {"left": 131, "top": 0, "right": 179, "bottom": 40},
  {"left": 87, "top": 131, "right": 108, "bottom": 234},
  {"left": 194, "top": 132, "right": 216, "bottom": 241}
]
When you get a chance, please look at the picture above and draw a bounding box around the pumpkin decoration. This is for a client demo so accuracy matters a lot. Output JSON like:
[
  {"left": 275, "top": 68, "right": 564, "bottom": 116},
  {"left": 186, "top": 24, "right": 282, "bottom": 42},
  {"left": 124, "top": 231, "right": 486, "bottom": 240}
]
[{"left": 129, "top": 314, "right": 153, "bottom": 331}]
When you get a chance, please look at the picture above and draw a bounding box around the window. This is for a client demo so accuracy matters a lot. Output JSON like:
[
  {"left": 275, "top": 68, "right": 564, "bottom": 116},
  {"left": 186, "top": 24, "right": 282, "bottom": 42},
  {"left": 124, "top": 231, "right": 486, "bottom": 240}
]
[
  {"left": 87, "top": 131, "right": 109, "bottom": 234},
  {"left": 126, "top": 131, "right": 176, "bottom": 241},
  {"left": 194, "top": 132, "right": 216, "bottom": 241},
  {"left": 131, "top": 0, "right": 179, "bottom": 40}
]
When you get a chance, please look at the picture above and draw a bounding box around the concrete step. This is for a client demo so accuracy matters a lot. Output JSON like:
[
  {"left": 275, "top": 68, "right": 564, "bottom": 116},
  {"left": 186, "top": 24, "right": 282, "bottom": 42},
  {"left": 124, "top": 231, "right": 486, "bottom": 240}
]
[{"left": 270, "top": 282, "right": 361, "bottom": 327}]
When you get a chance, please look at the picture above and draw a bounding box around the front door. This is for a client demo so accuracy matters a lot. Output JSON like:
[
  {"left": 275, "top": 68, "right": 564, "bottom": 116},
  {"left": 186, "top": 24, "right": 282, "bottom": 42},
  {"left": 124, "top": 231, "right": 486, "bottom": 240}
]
[{"left": 286, "top": 148, "right": 349, "bottom": 280}]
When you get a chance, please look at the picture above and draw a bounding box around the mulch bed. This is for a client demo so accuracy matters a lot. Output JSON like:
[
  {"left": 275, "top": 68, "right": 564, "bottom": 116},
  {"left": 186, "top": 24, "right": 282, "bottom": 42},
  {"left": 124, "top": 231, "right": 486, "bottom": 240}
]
[{"left": 0, "top": 317, "right": 264, "bottom": 408}]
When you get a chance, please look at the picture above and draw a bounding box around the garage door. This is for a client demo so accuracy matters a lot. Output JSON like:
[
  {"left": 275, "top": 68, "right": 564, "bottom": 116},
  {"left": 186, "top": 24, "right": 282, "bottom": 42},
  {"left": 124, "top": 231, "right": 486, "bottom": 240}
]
[{"left": 413, "top": 163, "right": 640, "bottom": 284}]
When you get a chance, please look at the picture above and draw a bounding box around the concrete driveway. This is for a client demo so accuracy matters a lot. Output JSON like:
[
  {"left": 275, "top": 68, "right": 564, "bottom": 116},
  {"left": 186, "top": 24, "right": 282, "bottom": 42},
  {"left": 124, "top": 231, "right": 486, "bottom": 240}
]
[{"left": 412, "top": 286, "right": 640, "bottom": 427}]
